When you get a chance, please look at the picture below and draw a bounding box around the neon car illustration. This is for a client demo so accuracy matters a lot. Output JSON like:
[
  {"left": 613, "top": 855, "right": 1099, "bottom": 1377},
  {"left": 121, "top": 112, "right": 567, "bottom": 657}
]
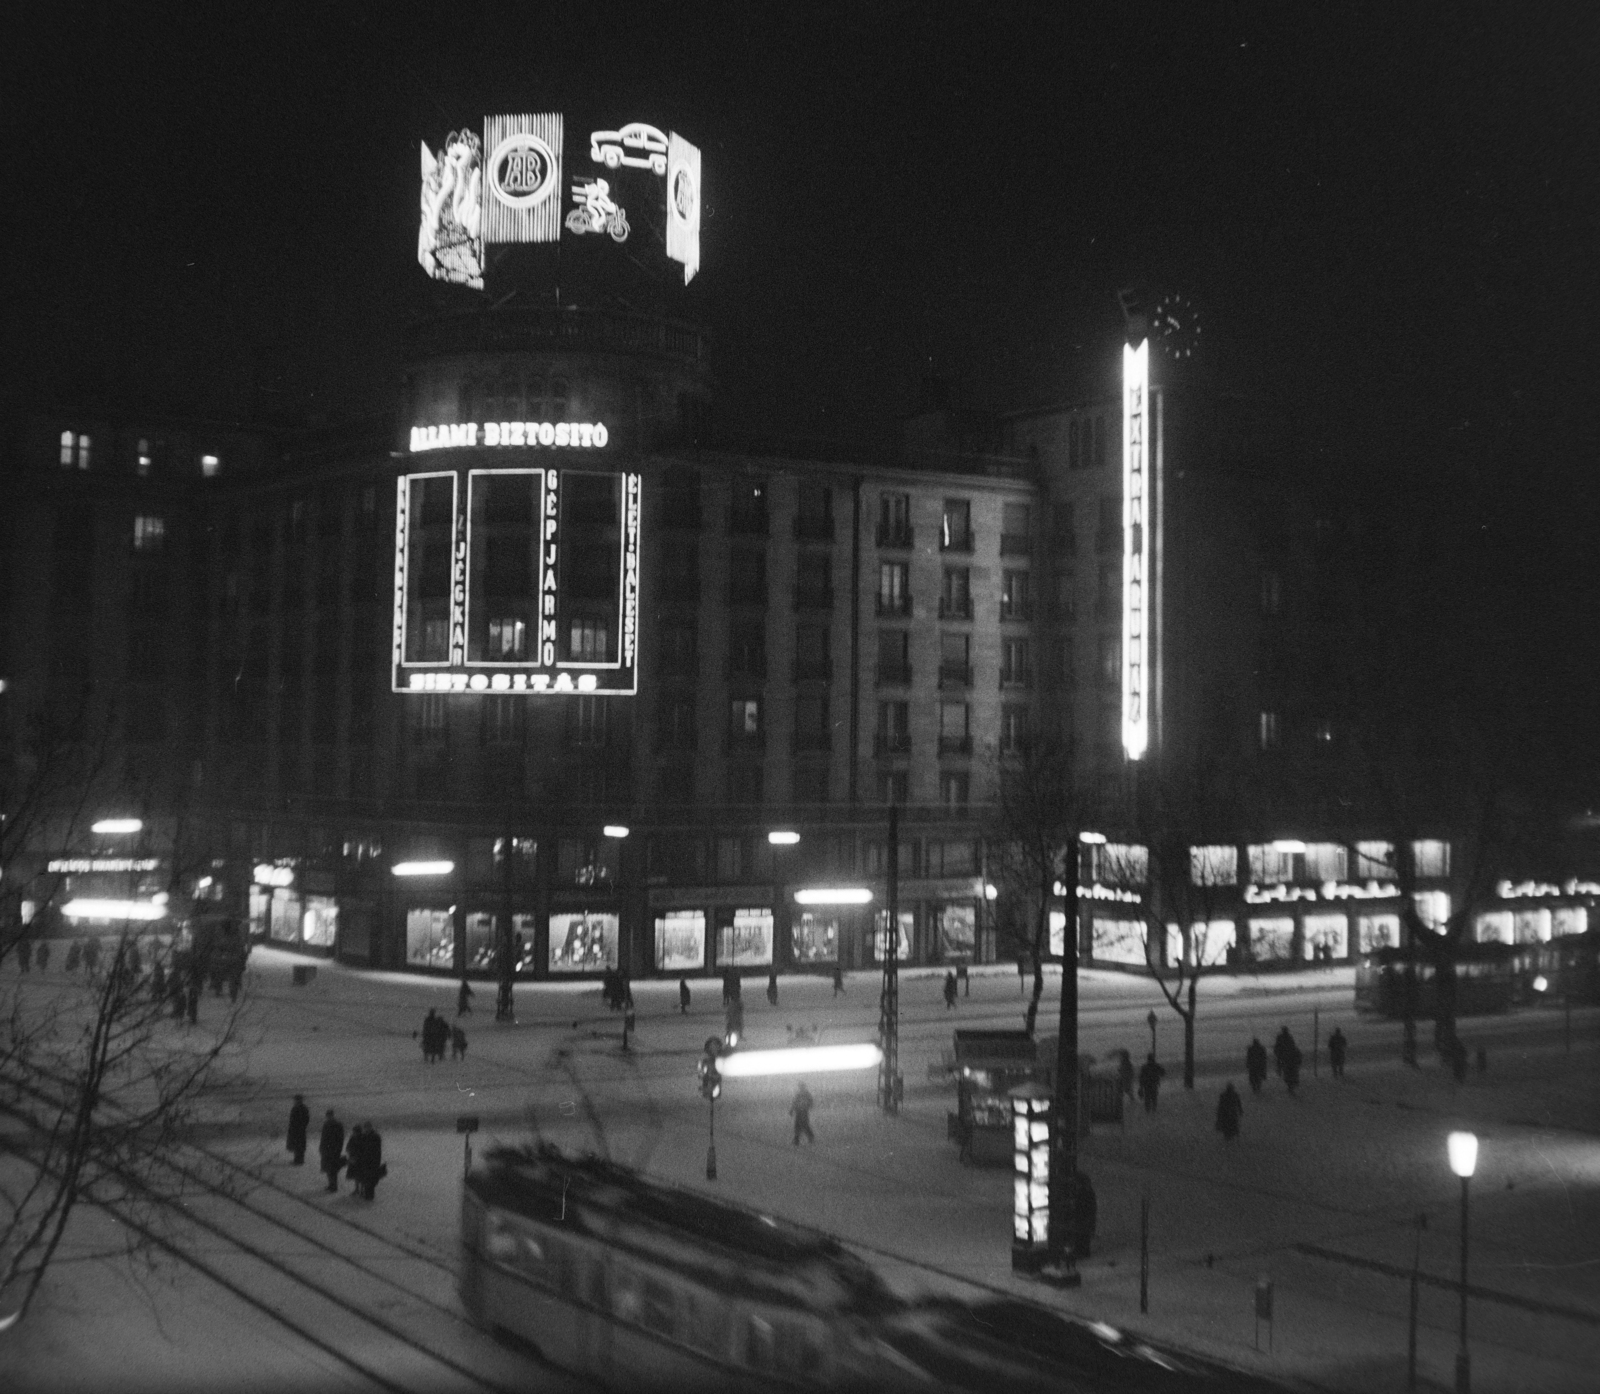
[{"left": 589, "top": 123, "right": 669, "bottom": 175}]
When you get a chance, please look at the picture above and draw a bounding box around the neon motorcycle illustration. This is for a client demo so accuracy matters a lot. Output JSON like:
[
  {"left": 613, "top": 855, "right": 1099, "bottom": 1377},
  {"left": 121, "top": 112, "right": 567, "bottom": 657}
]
[{"left": 565, "top": 178, "right": 630, "bottom": 242}]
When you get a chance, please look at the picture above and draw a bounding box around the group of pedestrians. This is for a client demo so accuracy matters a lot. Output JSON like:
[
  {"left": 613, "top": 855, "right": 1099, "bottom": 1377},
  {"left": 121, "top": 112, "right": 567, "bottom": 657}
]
[
  {"left": 299, "top": 1103, "right": 387, "bottom": 1199},
  {"left": 419, "top": 1007, "right": 466, "bottom": 1062}
]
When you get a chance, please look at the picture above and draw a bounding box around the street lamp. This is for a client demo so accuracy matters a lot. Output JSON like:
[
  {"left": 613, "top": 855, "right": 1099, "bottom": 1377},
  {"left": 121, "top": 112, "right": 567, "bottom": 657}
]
[
  {"left": 92, "top": 818, "right": 143, "bottom": 835},
  {"left": 699, "top": 1037, "right": 723, "bottom": 1180},
  {"left": 767, "top": 830, "right": 800, "bottom": 846},
  {"left": 392, "top": 860, "right": 454, "bottom": 877},
  {"left": 1447, "top": 1131, "right": 1478, "bottom": 1394}
]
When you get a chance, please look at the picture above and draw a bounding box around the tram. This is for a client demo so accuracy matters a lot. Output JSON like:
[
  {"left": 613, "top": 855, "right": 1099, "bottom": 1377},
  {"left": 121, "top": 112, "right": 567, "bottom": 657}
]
[{"left": 1353, "top": 942, "right": 1517, "bottom": 1017}]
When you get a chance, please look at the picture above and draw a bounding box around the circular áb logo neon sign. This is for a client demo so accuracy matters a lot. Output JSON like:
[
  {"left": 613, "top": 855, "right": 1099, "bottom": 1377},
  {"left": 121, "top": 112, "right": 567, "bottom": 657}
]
[
  {"left": 671, "top": 164, "right": 698, "bottom": 222},
  {"left": 488, "top": 133, "right": 558, "bottom": 209}
]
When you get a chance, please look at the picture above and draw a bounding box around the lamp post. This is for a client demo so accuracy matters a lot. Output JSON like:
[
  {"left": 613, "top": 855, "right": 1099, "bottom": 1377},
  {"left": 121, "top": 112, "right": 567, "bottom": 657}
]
[
  {"left": 879, "top": 804, "right": 900, "bottom": 1115},
  {"left": 1447, "top": 1131, "right": 1478, "bottom": 1394},
  {"left": 1046, "top": 829, "right": 1087, "bottom": 1287}
]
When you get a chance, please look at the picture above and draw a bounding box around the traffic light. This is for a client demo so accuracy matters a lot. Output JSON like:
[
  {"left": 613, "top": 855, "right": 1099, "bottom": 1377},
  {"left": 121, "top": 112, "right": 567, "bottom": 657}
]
[{"left": 698, "top": 1036, "right": 723, "bottom": 1100}]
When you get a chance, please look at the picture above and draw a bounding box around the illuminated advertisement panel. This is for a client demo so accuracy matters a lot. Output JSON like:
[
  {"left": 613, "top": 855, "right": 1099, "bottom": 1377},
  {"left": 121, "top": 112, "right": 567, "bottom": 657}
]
[
  {"left": 1121, "top": 339, "right": 1151, "bottom": 760},
  {"left": 483, "top": 113, "right": 564, "bottom": 244},
  {"left": 666, "top": 132, "right": 701, "bottom": 284},
  {"left": 419, "top": 131, "right": 484, "bottom": 289},
  {"left": 393, "top": 458, "right": 641, "bottom": 696}
]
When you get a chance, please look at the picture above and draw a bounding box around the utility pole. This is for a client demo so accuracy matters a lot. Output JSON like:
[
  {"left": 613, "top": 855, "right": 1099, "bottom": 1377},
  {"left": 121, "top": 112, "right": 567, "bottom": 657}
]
[
  {"left": 496, "top": 832, "right": 515, "bottom": 1022},
  {"left": 878, "top": 803, "right": 900, "bottom": 1114},
  {"left": 1048, "top": 830, "right": 1081, "bottom": 1284}
]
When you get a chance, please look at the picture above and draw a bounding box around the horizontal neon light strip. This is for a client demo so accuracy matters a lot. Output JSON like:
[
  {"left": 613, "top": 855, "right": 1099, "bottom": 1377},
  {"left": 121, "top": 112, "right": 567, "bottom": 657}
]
[
  {"left": 767, "top": 830, "right": 801, "bottom": 846},
  {"left": 392, "top": 861, "right": 454, "bottom": 877},
  {"left": 717, "top": 1043, "right": 884, "bottom": 1078},
  {"left": 62, "top": 899, "right": 166, "bottom": 921},
  {"left": 91, "top": 819, "right": 143, "bottom": 835},
  {"left": 794, "top": 888, "right": 873, "bottom": 905}
]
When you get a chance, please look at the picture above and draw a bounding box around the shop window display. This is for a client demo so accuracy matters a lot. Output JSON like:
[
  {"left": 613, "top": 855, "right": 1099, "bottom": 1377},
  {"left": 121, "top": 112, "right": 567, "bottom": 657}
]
[
  {"left": 1514, "top": 908, "right": 1551, "bottom": 944},
  {"left": 1248, "top": 916, "right": 1295, "bottom": 962},
  {"left": 302, "top": 896, "right": 338, "bottom": 948},
  {"left": 1302, "top": 912, "right": 1348, "bottom": 960},
  {"left": 792, "top": 912, "right": 839, "bottom": 963},
  {"left": 1552, "top": 906, "right": 1588, "bottom": 938},
  {"left": 937, "top": 903, "right": 976, "bottom": 960},
  {"left": 1358, "top": 913, "right": 1401, "bottom": 952},
  {"left": 465, "top": 912, "right": 497, "bottom": 970},
  {"left": 716, "top": 908, "right": 772, "bottom": 967},
  {"left": 655, "top": 910, "right": 706, "bottom": 971},
  {"left": 548, "top": 913, "right": 619, "bottom": 972},
  {"left": 406, "top": 907, "right": 455, "bottom": 969},
  {"left": 872, "top": 909, "right": 913, "bottom": 962},
  {"left": 1091, "top": 916, "right": 1145, "bottom": 965},
  {"left": 270, "top": 890, "right": 303, "bottom": 943}
]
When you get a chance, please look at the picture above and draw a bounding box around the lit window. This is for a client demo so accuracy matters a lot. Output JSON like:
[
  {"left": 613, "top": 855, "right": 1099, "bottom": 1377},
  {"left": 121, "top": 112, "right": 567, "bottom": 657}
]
[
  {"left": 1190, "top": 845, "right": 1238, "bottom": 886},
  {"left": 488, "top": 618, "right": 527, "bottom": 658},
  {"left": 574, "top": 695, "right": 606, "bottom": 747},
  {"left": 1355, "top": 841, "right": 1396, "bottom": 879},
  {"left": 59, "top": 430, "right": 73, "bottom": 466},
  {"left": 569, "top": 617, "right": 609, "bottom": 662},
  {"left": 1261, "top": 570, "right": 1283, "bottom": 616},
  {"left": 1411, "top": 839, "right": 1451, "bottom": 878},
  {"left": 77, "top": 434, "right": 91, "bottom": 470},
  {"left": 1259, "top": 711, "right": 1280, "bottom": 751},
  {"left": 939, "top": 771, "right": 970, "bottom": 808},
  {"left": 137, "top": 439, "right": 153, "bottom": 476},
  {"left": 201, "top": 454, "right": 221, "bottom": 477},
  {"left": 59, "top": 431, "right": 91, "bottom": 469},
  {"left": 133, "top": 515, "right": 166, "bottom": 552},
  {"left": 1314, "top": 718, "right": 1334, "bottom": 745}
]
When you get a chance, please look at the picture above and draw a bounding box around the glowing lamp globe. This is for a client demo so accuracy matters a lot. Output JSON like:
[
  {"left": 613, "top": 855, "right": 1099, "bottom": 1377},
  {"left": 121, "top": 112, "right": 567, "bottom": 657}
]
[{"left": 1447, "top": 1131, "right": 1478, "bottom": 1179}]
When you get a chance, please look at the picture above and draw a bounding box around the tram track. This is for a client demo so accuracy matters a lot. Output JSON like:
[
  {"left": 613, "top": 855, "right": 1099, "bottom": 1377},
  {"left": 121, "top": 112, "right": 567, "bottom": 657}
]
[{"left": 1, "top": 1066, "right": 590, "bottom": 1394}]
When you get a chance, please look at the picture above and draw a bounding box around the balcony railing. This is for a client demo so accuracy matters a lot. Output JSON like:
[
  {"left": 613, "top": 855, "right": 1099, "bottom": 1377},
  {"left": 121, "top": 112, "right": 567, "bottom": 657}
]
[
  {"left": 1000, "top": 599, "right": 1032, "bottom": 622},
  {"left": 794, "top": 515, "right": 834, "bottom": 541},
  {"left": 876, "top": 523, "right": 914, "bottom": 549},
  {"left": 941, "top": 529, "right": 974, "bottom": 553},
  {"left": 876, "top": 594, "right": 912, "bottom": 617},
  {"left": 938, "top": 662, "right": 972, "bottom": 688},
  {"left": 938, "top": 735, "right": 973, "bottom": 755},
  {"left": 793, "top": 657, "right": 834, "bottom": 681},
  {"left": 938, "top": 595, "right": 973, "bottom": 620},
  {"left": 876, "top": 662, "right": 912, "bottom": 686},
  {"left": 873, "top": 732, "right": 911, "bottom": 756},
  {"left": 793, "top": 731, "right": 833, "bottom": 753},
  {"left": 1000, "top": 667, "right": 1033, "bottom": 689},
  {"left": 793, "top": 585, "right": 834, "bottom": 612},
  {"left": 1000, "top": 533, "right": 1032, "bottom": 556}
]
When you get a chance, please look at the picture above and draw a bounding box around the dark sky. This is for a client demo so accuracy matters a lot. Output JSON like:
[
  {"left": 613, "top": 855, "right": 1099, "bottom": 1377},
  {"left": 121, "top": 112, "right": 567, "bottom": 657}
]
[{"left": 8, "top": 3, "right": 1598, "bottom": 773}]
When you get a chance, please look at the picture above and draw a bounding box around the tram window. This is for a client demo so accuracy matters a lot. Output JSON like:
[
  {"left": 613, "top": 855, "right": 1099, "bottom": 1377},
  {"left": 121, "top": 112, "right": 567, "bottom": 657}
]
[
  {"left": 777, "top": 1321, "right": 825, "bottom": 1381},
  {"left": 746, "top": 1314, "right": 778, "bottom": 1371},
  {"left": 582, "top": 1254, "right": 609, "bottom": 1313},
  {"left": 612, "top": 1265, "right": 643, "bottom": 1325},
  {"left": 486, "top": 1216, "right": 519, "bottom": 1264},
  {"left": 686, "top": 1291, "right": 732, "bottom": 1357},
  {"left": 639, "top": 1275, "right": 677, "bottom": 1338}
]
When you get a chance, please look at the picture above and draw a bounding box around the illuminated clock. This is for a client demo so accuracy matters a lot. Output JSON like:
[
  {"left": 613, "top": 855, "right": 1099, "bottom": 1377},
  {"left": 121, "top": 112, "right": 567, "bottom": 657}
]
[{"left": 1152, "top": 293, "right": 1201, "bottom": 361}]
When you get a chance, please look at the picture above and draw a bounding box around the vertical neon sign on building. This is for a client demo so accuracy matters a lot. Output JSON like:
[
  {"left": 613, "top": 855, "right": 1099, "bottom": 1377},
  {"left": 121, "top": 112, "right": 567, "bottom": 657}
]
[{"left": 1121, "top": 339, "right": 1150, "bottom": 760}]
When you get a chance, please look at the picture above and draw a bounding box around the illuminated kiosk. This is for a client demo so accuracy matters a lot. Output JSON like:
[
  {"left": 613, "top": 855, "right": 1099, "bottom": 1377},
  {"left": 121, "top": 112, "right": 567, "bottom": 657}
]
[{"left": 1010, "top": 1081, "right": 1054, "bottom": 1273}]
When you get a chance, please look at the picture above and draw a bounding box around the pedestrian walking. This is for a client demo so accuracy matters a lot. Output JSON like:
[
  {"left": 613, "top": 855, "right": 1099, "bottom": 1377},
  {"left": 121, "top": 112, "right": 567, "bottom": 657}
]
[
  {"left": 722, "top": 969, "right": 734, "bottom": 1007},
  {"left": 1137, "top": 1053, "right": 1165, "bottom": 1112},
  {"left": 362, "top": 1124, "right": 386, "bottom": 1199},
  {"left": 82, "top": 937, "right": 100, "bottom": 974},
  {"left": 65, "top": 941, "right": 82, "bottom": 972},
  {"left": 34, "top": 940, "right": 50, "bottom": 971},
  {"left": 943, "top": 971, "right": 958, "bottom": 1010},
  {"left": 1116, "top": 1048, "right": 1136, "bottom": 1101},
  {"left": 790, "top": 1081, "right": 815, "bottom": 1146},
  {"left": 420, "top": 1008, "right": 446, "bottom": 1062},
  {"left": 451, "top": 1024, "right": 468, "bottom": 1061},
  {"left": 1273, "top": 1025, "right": 1297, "bottom": 1080},
  {"left": 1282, "top": 1039, "right": 1303, "bottom": 1094},
  {"left": 319, "top": 1111, "right": 346, "bottom": 1192},
  {"left": 185, "top": 978, "right": 200, "bottom": 1025},
  {"left": 1215, "top": 1082, "right": 1243, "bottom": 1141},
  {"left": 17, "top": 939, "right": 31, "bottom": 972},
  {"left": 346, "top": 1123, "right": 369, "bottom": 1195},
  {"left": 1071, "top": 1170, "right": 1098, "bottom": 1258},
  {"left": 496, "top": 980, "right": 514, "bottom": 1021},
  {"left": 1327, "top": 1027, "right": 1347, "bottom": 1079},
  {"left": 766, "top": 971, "right": 779, "bottom": 1007},
  {"left": 1245, "top": 1038, "right": 1268, "bottom": 1093},
  {"left": 287, "top": 1094, "right": 310, "bottom": 1165},
  {"left": 678, "top": 977, "right": 691, "bottom": 1014},
  {"left": 832, "top": 964, "right": 844, "bottom": 996},
  {"left": 457, "top": 980, "right": 474, "bottom": 1016}
]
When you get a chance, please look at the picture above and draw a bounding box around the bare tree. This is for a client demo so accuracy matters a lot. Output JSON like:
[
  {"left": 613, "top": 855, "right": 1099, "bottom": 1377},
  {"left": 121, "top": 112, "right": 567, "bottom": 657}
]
[{"left": 988, "top": 739, "right": 1095, "bottom": 1036}]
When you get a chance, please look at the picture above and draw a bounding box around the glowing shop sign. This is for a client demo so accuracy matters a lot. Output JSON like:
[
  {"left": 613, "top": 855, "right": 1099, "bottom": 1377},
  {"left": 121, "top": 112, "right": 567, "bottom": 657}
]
[
  {"left": 1497, "top": 878, "right": 1600, "bottom": 900},
  {"left": 666, "top": 132, "right": 702, "bottom": 284},
  {"left": 409, "top": 422, "right": 609, "bottom": 453},
  {"left": 622, "top": 473, "right": 641, "bottom": 667},
  {"left": 1122, "top": 339, "right": 1150, "bottom": 760},
  {"left": 1244, "top": 881, "right": 1399, "bottom": 905},
  {"left": 590, "top": 123, "right": 669, "bottom": 175},
  {"left": 419, "top": 130, "right": 484, "bottom": 289},
  {"left": 253, "top": 863, "right": 295, "bottom": 887},
  {"left": 47, "top": 858, "right": 161, "bottom": 873},
  {"left": 566, "top": 178, "right": 630, "bottom": 242},
  {"left": 483, "top": 114, "right": 563, "bottom": 244}
]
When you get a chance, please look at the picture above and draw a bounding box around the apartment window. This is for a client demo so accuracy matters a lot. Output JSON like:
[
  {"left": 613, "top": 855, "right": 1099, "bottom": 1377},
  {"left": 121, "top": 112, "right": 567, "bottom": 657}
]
[
  {"left": 730, "top": 546, "right": 767, "bottom": 605},
  {"left": 1053, "top": 501, "right": 1076, "bottom": 555},
  {"left": 1355, "top": 841, "right": 1396, "bottom": 879},
  {"left": 877, "top": 492, "right": 912, "bottom": 547},
  {"left": 1000, "top": 503, "right": 1031, "bottom": 555},
  {"left": 715, "top": 836, "right": 745, "bottom": 881},
  {"left": 939, "top": 701, "right": 970, "bottom": 754},
  {"left": 488, "top": 618, "right": 527, "bottom": 659},
  {"left": 939, "top": 631, "right": 971, "bottom": 687},
  {"left": 1247, "top": 843, "right": 1296, "bottom": 884},
  {"left": 136, "top": 438, "right": 153, "bottom": 477},
  {"left": 1000, "top": 569, "right": 1031, "bottom": 620},
  {"left": 482, "top": 694, "right": 524, "bottom": 745},
  {"left": 1055, "top": 570, "right": 1077, "bottom": 622},
  {"left": 569, "top": 617, "right": 610, "bottom": 662},
  {"left": 1412, "top": 840, "right": 1451, "bottom": 878},
  {"left": 795, "top": 694, "right": 830, "bottom": 750},
  {"left": 795, "top": 481, "right": 833, "bottom": 539},
  {"left": 1305, "top": 843, "right": 1349, "bottom": 881},
  {"left": 1314, "top": 718, "right": 1335, "bottom": 747},
  {"left": 660, "top": 622, "right": 697, "bottom": 677},
  {"left": 728, "top": 698, "right": 762, "bottom": 746},
  {"left": 725, "top": 764, "right": 764, "bottom": 805},
  {"left": 1000, "top": 703, "right": 1029, "bottom": 754},
  {"left": 940, "top": 770, "right": 970, "bottom": 809},
  {"left": 660, "top": 466, "right": 702, "bottom": 529},
  {"left": 730, "top": 478, "right": 768, "bottom": 534},
  {"left": 1261, "top": 570, "right": 1283, "bottom": 616},
  {"left": 1190, "top": 845, "right": 1238, "bottom": 886},
  {"left": 794, "top": 623, "right": 830, "bottom": 681},
  {"left": 1259, "top": 710, "right": 1280, "bottom": 751},
  {"left": 793, "top": 764, "right": 830, "bottom": 804},
  {"left": 728, "top": 621, "right": 766, "bottom": 678},
  {"left": 1093, "top": 413, "right": 1107, "bottom": 469},
  {"left": 573, "top": 695, "right": 607, "bottom": 747},
  {"left": 201, "top": 453, "right": 221, "bottom": 478},
  {"left": 927, "top": 839, "right": 976, "bottom": 876},
  {"left": 877, "top": 561, "right": 910, "bottom": 616},
  {"left": 559, "top": 837, "right": 617, "bottom": 886},
  {"left": 411, "top": 694, "right": 447, "bottom": 739},
  {"left": 877, "top": 629, "right": 910, "bottom": 684},
  {"left": 940, "top": 567, "right": 972, "bottom": 619},
  {"left": 941, "top": 498, "right": 972, "bottom": 552},
  {"left": 1001, "top": 637, "right": 1031, "bottom": 687},
  {"left": 133, "top": 515, "right": 166, "bottom": 552},
  {"left": 662, "top": 547, "right": 700, "bottom": 602},
  {"left": 658, "top": 694, "right": 698, "bottom": 752},
  {"left": 1068, "top": 419, "right": 1083, "bottom": 471},
  {"left": 876, "top": 770, "right": 908, "bottom": 805},
  {"left": 794, "top": 550, "right": 832, "bottom": 609},
  {"left": 876, "top": 701, "right": 909, "bottom": 754},
  {"left": 1096, "top": 495, "right": 1120, "bottom": 552},
  {"left": 59, "top": 431, "right": 92, "bottom": 469}
]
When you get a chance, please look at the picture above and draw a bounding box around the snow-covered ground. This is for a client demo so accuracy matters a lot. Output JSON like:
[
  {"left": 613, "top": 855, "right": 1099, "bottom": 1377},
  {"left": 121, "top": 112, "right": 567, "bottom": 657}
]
[{"left": 5, "top": 947, "right": 1596, "bottom": 1393}]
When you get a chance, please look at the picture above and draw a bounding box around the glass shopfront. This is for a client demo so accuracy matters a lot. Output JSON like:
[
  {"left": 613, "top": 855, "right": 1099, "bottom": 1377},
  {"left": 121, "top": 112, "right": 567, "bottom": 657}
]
[
  {"left": 548, "top": 912, "right": 620, "bottom": 972},
  {"left": 1091, "top": 915, "right": 1145, "bottom": 965},
  {"left": 936, "top": 902, "right": 976, "bottom": 960},
  {"left": 716, "top": 907, "right": 773, "bottom": 967},
  {"left": 872, "top": 908, "right": 913, "bottom": 962},
  {"left": 1302, "top": 912, "right": 1348, "bottom": 961},
  {"left": 1248, "top": 916, "right": 1295, "bottom": 962},
  {"left": 792, "top": 911, "right": 839, "bottom": 964},
  {"left": 302, "top": 895, "right": 338, "bottom": 948},
  {"left": 406, "top": 907, "right": 455, "bottom": 968},
  {"left": 654, "top": 910, "right": 707, "bottom": 971}
]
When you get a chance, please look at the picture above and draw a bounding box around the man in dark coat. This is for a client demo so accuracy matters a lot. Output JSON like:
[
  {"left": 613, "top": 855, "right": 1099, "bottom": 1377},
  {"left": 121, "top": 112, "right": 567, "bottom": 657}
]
[
  {"left": 678, "top": 977, "right": 691, "bottom": 1014},
  {"left": 766, "top": 971, "right": 779, "bottom": 1006},
  {"left": 1273, "top": 1025, "right": 1297, "bottom": 1079},
  {"left": 1328, "top": 1027, "right": 1348, "bottom": 1078},
  {"left": 943, "top": 971, "right": 959, "bottom": 1009},
  {"left": 1216, "top": 1082, "right": 1244, "bottom": 1141},
  {"left": 421, "top": 1008, "right": 444, "bottom": 1062},
  {"left": 1282, "top": 1039, "right": 1303, "bottom": 1094},
  {"left": 362, "top": 1124, "right": 385, "bottom": 1199},
  {"left": 287, "top": 1094, "right": 310, "bottom": 1165},
  {"left": 791, "top": 1082, "right": 815, "bottom": 1145},
  {"left": 832, "top": 964, "right": 844, "bottom": 996},
  {"left": 1246, "top": 1038, "right": 1269, "bottom": 1094},
  {"left": 1137, "top": 1053, "right": 1166, "bottom": 1112},
  {"left": 457, "top": 979, "right": 473, "bottom": 1016},
  {"left": 319, "top": 1110, "right": 346, "bottom": 1192}
]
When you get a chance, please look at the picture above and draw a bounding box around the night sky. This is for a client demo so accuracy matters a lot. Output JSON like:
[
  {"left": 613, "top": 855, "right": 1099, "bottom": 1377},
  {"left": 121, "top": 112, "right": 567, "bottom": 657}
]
[{"left": 8, "top": 3, "right": 1598, "bottom": 783}]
